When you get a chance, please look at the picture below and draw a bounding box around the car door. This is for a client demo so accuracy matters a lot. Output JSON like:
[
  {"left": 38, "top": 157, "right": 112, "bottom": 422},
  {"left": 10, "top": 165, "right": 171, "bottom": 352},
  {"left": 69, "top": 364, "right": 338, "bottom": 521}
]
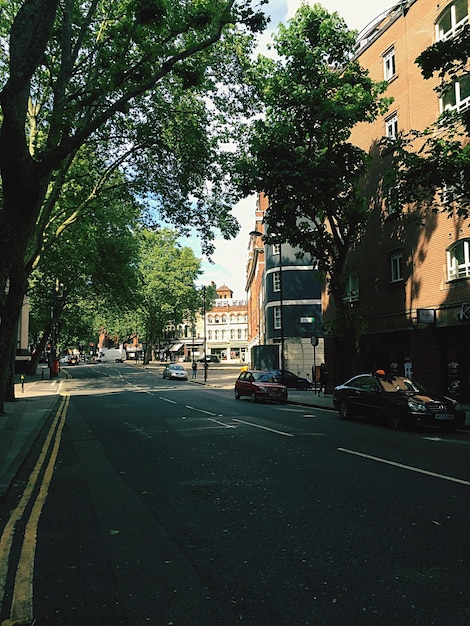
[
  {"left": 237, "top": 372, "right": 252, "bottom": 397},
  {"left": 356, "top": 376, "right": 385, "bottom": 417},
  {"left": 347, "top": 375, "right": 380, "bottom": 417}
]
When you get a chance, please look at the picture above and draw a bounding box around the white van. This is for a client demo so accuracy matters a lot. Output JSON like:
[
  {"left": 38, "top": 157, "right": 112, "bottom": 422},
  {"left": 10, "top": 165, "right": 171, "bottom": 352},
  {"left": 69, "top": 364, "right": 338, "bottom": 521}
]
[{"left": 97, "top": 348, "right": 126, "bottom": 363}]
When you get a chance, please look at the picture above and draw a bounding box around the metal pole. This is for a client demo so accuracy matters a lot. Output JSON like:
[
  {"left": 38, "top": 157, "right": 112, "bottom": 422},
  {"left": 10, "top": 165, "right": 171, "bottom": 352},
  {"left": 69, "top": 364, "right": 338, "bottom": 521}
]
[
  {"left": 279, "top": 243, "right": 285, "bottom": 372},
  {"left": 203, "top": 286, "right": 207, "bottom": 382}
]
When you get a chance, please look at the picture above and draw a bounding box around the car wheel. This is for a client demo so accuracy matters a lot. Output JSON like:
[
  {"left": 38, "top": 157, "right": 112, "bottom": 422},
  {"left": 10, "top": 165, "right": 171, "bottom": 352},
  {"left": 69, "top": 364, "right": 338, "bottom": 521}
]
[
  {"left": 250, "top": 392, "right": 257, "bottom": 403},
  {"left": 388, "top": 406, "right": 403, "bottom": 430},
  {"left": 338, "top": 400, "right": 352, "bottom": 420},
  {"left": 234, "top": 390, "right": 240, "bottom": 400}
]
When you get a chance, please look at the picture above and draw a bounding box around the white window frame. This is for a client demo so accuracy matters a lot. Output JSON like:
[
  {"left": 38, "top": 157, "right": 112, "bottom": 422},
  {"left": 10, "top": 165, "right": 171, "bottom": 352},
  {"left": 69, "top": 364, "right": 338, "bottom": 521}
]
[
  {"left": 272, "top": 243, "right": 281, "bottom": 255},
  {"left": 343, "top": 274, "right": 359, "bottom": 303},
  {"left": 385, "top": 112, "right": 398, "bottom": 139},
  {"left": 383, "top": 47, "right": 396, "bottom": 81},
  {"left": 440, "top": 74, "right": 470, "bottom": 114},
  {"left": 436, "top": 0, "right": 468, "bottom": 41},
  {"left": 390, "top": 251, "right": 404, "bottom": 283},
  {"left": 447, "top": 239, "right": 470, "bottom": 280},
  {"left": 274, "top": 306, "right": 282, "bottom": 330},
  {"left": 273, "top": 270, "right": 281, "bottom": 292}
]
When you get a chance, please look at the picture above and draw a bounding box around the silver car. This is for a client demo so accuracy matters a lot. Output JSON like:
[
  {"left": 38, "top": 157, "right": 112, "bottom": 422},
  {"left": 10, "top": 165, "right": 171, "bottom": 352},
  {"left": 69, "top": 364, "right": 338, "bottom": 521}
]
[{"left": 163, "top": 364, "right": 188, "bottom": 380}]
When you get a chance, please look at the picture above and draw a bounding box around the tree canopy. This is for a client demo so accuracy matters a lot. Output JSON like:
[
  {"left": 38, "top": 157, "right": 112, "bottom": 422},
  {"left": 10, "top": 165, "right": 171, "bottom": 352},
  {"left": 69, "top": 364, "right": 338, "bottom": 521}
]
[
  {"left": 236, "top": 3, "right": 390, "bottom": 344},
  {"left": 0, "top": 0, "right": 268, "bottom": 410}
]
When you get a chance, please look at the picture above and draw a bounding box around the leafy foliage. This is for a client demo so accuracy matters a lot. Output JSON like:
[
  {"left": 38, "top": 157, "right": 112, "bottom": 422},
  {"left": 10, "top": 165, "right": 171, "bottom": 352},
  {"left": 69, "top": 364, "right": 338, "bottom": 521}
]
[
  {"left": 0, "top": 0, "right": 268, "bottom": 407},
  {"left": 236, "top": 4, "right": 390, "bottom": 339},
  {"left": 135, "top": 228, "right": 203, "bottom": 356}
]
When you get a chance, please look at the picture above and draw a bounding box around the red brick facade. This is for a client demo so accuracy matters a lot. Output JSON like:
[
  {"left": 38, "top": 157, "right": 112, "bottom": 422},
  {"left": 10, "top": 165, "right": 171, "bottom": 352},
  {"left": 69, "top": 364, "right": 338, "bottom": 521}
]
[{"left": 324, "top": 0, "right": 470, "bottom": 399}]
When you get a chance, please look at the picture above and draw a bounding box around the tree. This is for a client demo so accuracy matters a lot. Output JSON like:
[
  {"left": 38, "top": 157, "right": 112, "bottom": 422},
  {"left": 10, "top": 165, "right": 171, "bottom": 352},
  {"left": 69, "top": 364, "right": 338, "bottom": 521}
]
[
  {"left": 236, "top": 4, "right": 390, "bottom": 357},
  {"left": 135, "top": 229, "right": 203, "bottom": 363},
  {"left": 0, "top": 0, "right": 268, "bottom": 411},
  {"left": 27, "top": 161, "right": 140, "bottom": 375},
  {"left": 384, "top": 25, "right": 470, "bottom": 214}
]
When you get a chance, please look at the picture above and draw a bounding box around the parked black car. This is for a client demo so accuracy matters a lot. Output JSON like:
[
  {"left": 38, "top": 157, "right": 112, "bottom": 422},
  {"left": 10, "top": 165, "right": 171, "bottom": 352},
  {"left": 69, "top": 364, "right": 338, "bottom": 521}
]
[
  {"left": 198, "top": 355, "right": 220, "bottom": 363},
  {"left": 267, "top": 369, "right": 312, "bottom": 390},
  {"left": 333, "top": 371, "right": 466, "bottom": 431}
]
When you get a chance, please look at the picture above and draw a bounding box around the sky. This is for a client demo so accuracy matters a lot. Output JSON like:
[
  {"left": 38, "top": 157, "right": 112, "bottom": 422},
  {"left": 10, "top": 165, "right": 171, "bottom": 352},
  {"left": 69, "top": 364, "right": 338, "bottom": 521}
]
[{"left": 180, "top": 0, "right": 397, "bottom": 299}]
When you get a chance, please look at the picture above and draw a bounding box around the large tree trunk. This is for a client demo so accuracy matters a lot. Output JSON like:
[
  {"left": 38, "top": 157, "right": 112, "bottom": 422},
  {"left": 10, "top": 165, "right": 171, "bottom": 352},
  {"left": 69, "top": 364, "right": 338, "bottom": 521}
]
[
  {"left": 28, "top": 319, "right": 54, "bottom": 376},
  {"left": 0, "top": 273, "right": 27, "bottom": 412}
]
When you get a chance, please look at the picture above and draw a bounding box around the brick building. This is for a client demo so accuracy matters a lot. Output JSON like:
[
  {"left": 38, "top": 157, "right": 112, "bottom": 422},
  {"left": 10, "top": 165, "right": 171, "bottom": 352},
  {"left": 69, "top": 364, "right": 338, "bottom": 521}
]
[
  {"left": 324, "top": 0, "right": 470, "bottom": 399},
  {"left": 246, "top": 193, "right": 324, "bottom": 380}
]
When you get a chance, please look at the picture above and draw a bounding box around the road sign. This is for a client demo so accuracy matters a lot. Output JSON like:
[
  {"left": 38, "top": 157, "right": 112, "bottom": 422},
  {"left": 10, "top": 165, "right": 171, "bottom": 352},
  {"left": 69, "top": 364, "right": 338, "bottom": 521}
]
[
  {"left": 300, "top": 317, "right": 315, "bottom": 323},
  {"left": 310, "top": 335, "right": 319, "bottom": 346}
]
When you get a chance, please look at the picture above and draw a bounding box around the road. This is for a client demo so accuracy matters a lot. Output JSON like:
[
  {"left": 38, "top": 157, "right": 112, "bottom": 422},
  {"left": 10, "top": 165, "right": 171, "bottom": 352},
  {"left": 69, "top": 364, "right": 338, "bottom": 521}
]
[{"left": 0, "top": 362, "right": 469, "bottom": 625}]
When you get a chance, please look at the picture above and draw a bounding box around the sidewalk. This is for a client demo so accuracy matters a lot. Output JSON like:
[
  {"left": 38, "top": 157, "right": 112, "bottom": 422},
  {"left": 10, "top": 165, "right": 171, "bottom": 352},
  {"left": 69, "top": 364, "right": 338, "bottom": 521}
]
[{"left": 0, "top": 368, "right": 64, "bottom": 499}]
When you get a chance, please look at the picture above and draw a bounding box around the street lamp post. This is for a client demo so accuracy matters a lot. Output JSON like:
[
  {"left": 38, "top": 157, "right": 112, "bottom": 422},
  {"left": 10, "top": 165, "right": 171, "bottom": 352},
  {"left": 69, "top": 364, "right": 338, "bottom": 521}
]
[
  {"left": 203, "top": 285, "right": 207, "bottom": 382},
  {"left": 278, "top": 243, "right": 285, "bottom": 373}
]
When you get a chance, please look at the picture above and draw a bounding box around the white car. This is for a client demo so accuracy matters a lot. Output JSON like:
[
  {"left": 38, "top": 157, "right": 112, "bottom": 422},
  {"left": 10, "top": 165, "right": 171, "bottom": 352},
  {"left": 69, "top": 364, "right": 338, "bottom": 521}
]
[{"left": 163, "top": 364, "right": 188, "bottom": 380}]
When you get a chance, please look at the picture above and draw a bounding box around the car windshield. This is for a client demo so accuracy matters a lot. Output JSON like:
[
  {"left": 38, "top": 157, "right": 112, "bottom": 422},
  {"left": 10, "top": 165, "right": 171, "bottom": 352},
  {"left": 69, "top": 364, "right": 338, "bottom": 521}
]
[
  {"left": 378, "top": 376, "right": 426, "bottom": 393},
  {"left": 252, "top": 372, "right": 278, "bottom": 383},
  {"left": 170, "top": 365, "right": 183, "bottom": 370}
]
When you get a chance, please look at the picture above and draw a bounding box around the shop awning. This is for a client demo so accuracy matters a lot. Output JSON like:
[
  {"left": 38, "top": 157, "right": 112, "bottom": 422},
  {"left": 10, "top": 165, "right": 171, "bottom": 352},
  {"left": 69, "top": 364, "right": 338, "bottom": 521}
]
[{"left": 169, "top": 343, "right": 184, "bottom": 352}]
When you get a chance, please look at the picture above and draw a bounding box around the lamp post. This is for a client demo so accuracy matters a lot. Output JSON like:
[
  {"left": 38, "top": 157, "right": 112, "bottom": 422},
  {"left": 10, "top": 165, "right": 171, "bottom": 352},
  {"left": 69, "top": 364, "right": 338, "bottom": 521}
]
[
  {"left": 203, "top": 285, "right": 207, "bottom": 382},
  {"left": 249, "top": 230, "right": 285, "bottom": 372},
  {"left": 276, "top": 242, "right": 285, "bottom": 373}
]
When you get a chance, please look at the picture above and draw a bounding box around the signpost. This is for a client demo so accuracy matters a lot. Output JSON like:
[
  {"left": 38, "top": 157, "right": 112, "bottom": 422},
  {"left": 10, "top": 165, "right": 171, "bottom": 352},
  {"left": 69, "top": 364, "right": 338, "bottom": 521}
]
[{"left": 310, "top": 335, "right": 318, "bottom": 393}]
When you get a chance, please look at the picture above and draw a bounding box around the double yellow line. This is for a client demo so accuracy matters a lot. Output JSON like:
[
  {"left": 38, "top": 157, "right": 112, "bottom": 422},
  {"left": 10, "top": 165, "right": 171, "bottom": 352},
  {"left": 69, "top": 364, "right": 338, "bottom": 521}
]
[{"left": 0, "top": 395, "right": 69, "bottom": 626}]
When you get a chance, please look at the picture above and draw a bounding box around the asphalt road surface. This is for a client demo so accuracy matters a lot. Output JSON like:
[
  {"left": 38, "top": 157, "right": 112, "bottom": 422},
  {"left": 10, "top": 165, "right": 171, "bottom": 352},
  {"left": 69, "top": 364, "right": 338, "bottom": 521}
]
[{"left": 1, "top": 362, "right": 469, "bottom": 625}]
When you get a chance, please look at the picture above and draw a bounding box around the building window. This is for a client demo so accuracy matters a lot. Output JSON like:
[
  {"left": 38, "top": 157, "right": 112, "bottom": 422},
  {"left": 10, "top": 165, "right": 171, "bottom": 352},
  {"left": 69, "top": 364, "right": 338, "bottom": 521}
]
[
  {"left": 440, "top": 74, "right": 470, "bottom": 113},
  {"left": 208, "top": 330, "right": 213, "bottom": 340},
  {"left": 385, "top": 112, "right": 398, "bottom": 139},
  {"left": 447, "top": 239, "right": 470, "bottom": 280},
  {"left": 274, "top": 306, "right": 282, "bottom": 329},
  {"left": 238, "top": 329, "right": 242, "bottom": 339},
  {"left": 273, "top": 243, "right": 281, "bottom": 255},
  {"left": 390, "top": 251, "right": 404, "bottom": 282},
  {"left": 273, "top": 270, "right": 281, "bottom": 292},
  {"left": 383, "top": 47, "right": 396, "bottom": 81},
  {"left": 436, "top": 0, "right": 468, "bottom": 41},
  {"left": 231, "top": 329, "right": 236, "bottom": 339},
  {"left": 343, "top": 274, "right": 359, "bottom": 302}
]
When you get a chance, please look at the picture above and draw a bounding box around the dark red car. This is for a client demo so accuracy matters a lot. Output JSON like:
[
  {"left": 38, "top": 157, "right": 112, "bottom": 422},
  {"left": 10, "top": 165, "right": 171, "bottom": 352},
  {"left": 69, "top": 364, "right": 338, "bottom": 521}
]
[{"left": 234, "top": 370, "right": 288, "bottom": 403}]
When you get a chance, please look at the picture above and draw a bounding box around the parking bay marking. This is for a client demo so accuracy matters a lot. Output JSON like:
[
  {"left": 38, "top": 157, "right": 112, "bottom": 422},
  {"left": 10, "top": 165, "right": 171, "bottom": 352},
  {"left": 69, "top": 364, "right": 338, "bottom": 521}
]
[
  {"left": 232, "top": 418, "right": 294, "bottom": 438},
  {"left": 185, "top": 405, "right": 218, "bottom": 417},
  {"left": 338, "top": 447, "right": 470, "bottom": 486}
]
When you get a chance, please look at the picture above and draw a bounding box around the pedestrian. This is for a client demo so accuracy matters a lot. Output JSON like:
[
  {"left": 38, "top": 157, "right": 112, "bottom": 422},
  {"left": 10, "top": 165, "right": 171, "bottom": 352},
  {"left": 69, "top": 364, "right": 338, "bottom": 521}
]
[
  {"left": 192, "top": 360, "right": 197, "bottom": 379},
  {"left": 318, "top": 362, "right": 329, "bottom": 395}
]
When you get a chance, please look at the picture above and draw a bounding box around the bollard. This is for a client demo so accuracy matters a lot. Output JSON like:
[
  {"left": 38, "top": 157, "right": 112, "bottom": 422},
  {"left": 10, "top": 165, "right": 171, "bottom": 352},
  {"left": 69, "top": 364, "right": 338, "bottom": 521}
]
[{"left": 21, "top": 374, "right": 25, "bottom": 393}]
